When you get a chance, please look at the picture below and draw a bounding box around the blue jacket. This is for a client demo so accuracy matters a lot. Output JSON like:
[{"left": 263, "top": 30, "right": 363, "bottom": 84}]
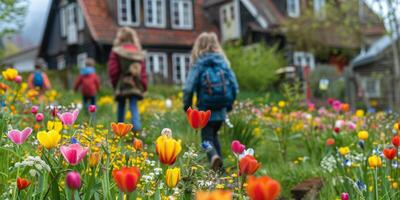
[{"left": 183, "top": 53, "right": 239, "bottom": 121}]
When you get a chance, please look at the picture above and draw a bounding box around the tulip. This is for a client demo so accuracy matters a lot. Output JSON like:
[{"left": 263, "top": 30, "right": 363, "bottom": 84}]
[
  {"left": 355, "top": 109, "right": 364, "bottom": 118},
  {"left": 239, "top": 155, "right": 261, "bottom": 176},
  {"left": 36, "top": 113, "right": 44, "bottom": 122},
  {"left": 88, "top": 152, "right": 100, "bottom": 167},
  {"left": 31, "top": 106, "right": 39, "bottom": 115},
  {"left": 186, "top": 107, "right": 211, "bottom": 130},
  {"left": 57, "top": 109, "right": 79, "bottom": 126},
  {"left": 368, "top": 155, "right": 382, "bottom": 168},
  {"left": 50, "top": 106, "right": 58, "bottom": 117},
  {"left": 278, "top": 101, "right": 285, "bottom": 108},
  {"left": 7, "top": 127, "right": 32, "bottom": 145},
  {"left": 338, "top": 147, "right": 350, "bottom": 156},
  {"left": 2, "top": 68, "right": 18, "bottom": 81},
  {"left": 357, "top": 131, "right": 368, "bottom": 140},
  {"left": 66, "top": 171, "right": 81, "bottom": 190},
  {"left": 60, "top": 143, "right": 89, "bottom": 166},
  {"left": 155, "top": 135, "right": 182, "bottom": 165},
  {"left": 383, "top": 148, "right": 397, "bottom": 160},
  {"left": 47, "top": 121, "right": 63, "bottom": 132},
  {"left": 16, "top": 177, "right": 30, "bottom": 190},
  {"left": 166, "top": 167, "right": 180, "bottom": 188},
  {"left": 307, "top": 102, "right": 315, "bottom": 112},
  {"left": 333, "top": 127, "right": 340, "bottom": 134},
  {"left": 246, "top": 176, "right": 281, "bottom": 200},
  {"left": 133, "top": 138, "right": 143, "bottom": 150},
  {"left": 112, "top": 167, "right": 140, "bottom": 193},
  {"left": 231, "top": 140, "right": 245, "bottom": 154},
  {"left": 341, "top": 192, "right": 349, "bottom": 200},
  {"left": 332, "top": 100, "right": 342, "bottom": 112},
  {"left": 196, "top": 190, "right": 232, "bottom": 200},
  {"left": 111, "top": 122, "right": 133, "bottom": 137},
  {"left": 341, "top": 103, "right": 350, "bottom": 112},
  {"left": 88, "top": 105, "right": 96, "bottom": 113},
  {"left": 393, "top": 135, "right": 400, "bottom": 147},
  {"left": 14, "top": 75, "right": 22, "bottom": 84},
  {"left": 327, "top": 98, "right": 335, "bottom": 105},
  {"left": 37, "top": 130, "right": 61, "bottom": 149},
  {"left": 325, "top": 138, "right": 335, "bottom": 146}
]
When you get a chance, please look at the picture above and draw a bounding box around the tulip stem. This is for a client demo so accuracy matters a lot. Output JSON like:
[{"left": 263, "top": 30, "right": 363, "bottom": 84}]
[{"left": 374, "top": 168, "right": 379, "bottom": 200}]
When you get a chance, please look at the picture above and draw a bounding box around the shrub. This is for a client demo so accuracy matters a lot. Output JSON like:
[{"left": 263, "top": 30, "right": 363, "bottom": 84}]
[{"left": 225, "top": 43, "right": 286, "bottom": 91}]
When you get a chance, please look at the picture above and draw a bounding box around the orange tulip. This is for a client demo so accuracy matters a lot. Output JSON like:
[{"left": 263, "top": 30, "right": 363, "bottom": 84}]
[
  {"left": 196, "top": 190, "right": 232, "bottom": 200},
  {"left": 133, "top": 138, "right": 143, "bottom": 150},
  {"left": 239, "top": 155, "right": 261, "bottom": 175},
  {"left": 111, "top": 122, "right": 133, "bottom": 137},
  {"left": 17, "top": 177, "right": 30, "bottom": 190},
  {"left": 112, "top": 167, "right": 140, "bottom": 193},
  {"left": 155, "top": 135, "right": 182, "bottom": 165},
  {"left": 341, "top": 103, "right": 350, "bottom": 112},
  {"left": 246, "top": 176, "right": 281, "bottom": 200},
  {"left": 186, "top": 107, "right": 211, "bottom": 130}
]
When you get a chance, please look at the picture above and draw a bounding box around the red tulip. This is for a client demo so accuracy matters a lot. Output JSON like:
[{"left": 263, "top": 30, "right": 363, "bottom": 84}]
[
  {"left": 393, "top": 136, "right": 400, "bottom": 147},
  {"left": 16, "top": 177, "right": 30, "bottom": 190},
  {"left": 186, "top": 107, "right": 211, "bottom": 130},
  {"left": 239, "top": 155, "right": 261, "bottom": 176},
  {"left": 246, "top": 176, "right": 281, "bottom": 200},
  {"left": 383, "top": 148, "right": 397, "bottom": 160},
  {"left": 31, "top": 106, "right": 39, "bottom": 115},
  {"left": 333, "top": 127, "right": 340, "bottom": 134},
  {"left": 325, "top": 138, "right": 335, "bottom": 146},
  {"left": 88, "top": 105, "right": 96, "bottom": 113},
  {"left": 112, "top": 167, "right": 140, "bottom": 193}
]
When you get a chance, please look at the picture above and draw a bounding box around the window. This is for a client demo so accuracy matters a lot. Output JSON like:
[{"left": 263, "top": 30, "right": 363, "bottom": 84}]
[
  {"left": 171, "top": 0, "right": 193, "bottom": 29},
  {"left": 172, "top": 53, "right": 191, "bottom": 84},
  {"left": 220, "top": 2, "right": 240, "bottom": 41},
  {"left": 314, "top": 0, "right": 325, "bottom": 19},
  {"left": 287, "top": 0, "right": 300, "bottom": 18},
  {"left": 77, "top": 53, "right": 87, "bottom": 69},
  {"left": 144, "top": 0, "right": 166, "bottom": 28},
  {"left": 293, "top": 52, "right": 315, "bottom": 69},
  {"left": 57, "top": 56, "right": 66, "bottom": 70},
  {"left": 77, "top": 6, "right": 85, "bottom": 30},
  {"left": 363, "top": 78, "right": 381, "bottom": 98},
  {"left": 117, "top": 0, "right": 140, "bottom": 26},
  {"left": 146, "top": 53, "right": 168, "bottom": 81},
  {"left": 60, "top": 3, "right": 83, "bottom": 42}
]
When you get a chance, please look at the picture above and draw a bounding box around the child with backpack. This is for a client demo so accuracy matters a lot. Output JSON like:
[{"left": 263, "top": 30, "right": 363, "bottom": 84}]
[
  {"left": 74, "top": 58, "right": 100, "bottom": 111},
  {"left": 28, "top": 59, "right": 51, "bottom": 92},
  {"left": 183, "top": 32, "right": 239, "bottom": 170}
]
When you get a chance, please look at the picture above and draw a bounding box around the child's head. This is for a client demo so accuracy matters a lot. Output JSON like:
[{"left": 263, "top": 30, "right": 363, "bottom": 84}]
[
  {"left": 191, "top": 32, "right": 226, "bottom": 63},
  {"left": 113, "top": 27, "right": 142, "bottom": 50},
  {"left": 34, "top": 58, "right": 46, "bottom": 70},
  {"left": 85, "top": 58, "right": 96, "bottom": 67}
]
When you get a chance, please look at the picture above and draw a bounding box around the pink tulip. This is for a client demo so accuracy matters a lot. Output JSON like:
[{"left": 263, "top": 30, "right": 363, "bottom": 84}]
[
  {"left": 31, "top": 106, "right": 39, "bottom": 115},
  {"left": 231, "top": 140, "right": 245, "bottom": 154},
  {"left": 57, "top": 109, "right": 79, "bottom": 126},
  {"left": 341, "top": 192, "right": 349, "bottom": 200},
  {"left": 88, "top": 105, "right": 96, "bottom": 113},
  {"left": 332, "top": 100, "right": 342, "bottom": 112},
  {"left": 14, "top": 75, "right": 22, "bottom": 84},
  {"left": 36, "top": 113, "right": 44, "bottom": 122},
  {"left": 347, "top": 122, "right": 356, "bottom": 130},
  {"left": 66, "top": 171, "right": 81, "bottom": 190},
  {"left": 60, "top": 144, "right": 89, "bottom": 166},
  {"left": 7, "top": 128, "right": 32, "bottom": 145}
]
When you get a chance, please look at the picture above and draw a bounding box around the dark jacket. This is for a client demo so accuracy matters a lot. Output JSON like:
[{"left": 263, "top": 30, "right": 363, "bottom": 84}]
[
  {"left": 183, "top": 53, "right": 239, "bottom": 121},
  {"left": 74, "top": 67, "right": 100, "bottom": 97}
]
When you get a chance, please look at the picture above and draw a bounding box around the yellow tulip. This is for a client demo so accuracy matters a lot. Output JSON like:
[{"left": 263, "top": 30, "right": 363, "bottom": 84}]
[
  {"left": 155, "top": 135, "right": 181, "bottom": 165},
  {"left": 37, "top": 130, "right": 61, "bottom": 149},
  {"left": 47, "top": 121, "right": 63, "bottom": 132},
  {"left": 394, "top": 123, "right": 399, "bottom": 131},
  {"left": 358, "top": 131, "right": 369, "bottom": 140},
  {"left": 166, "top": 167, "right": 180, "bottom": 188},
  {"left": 2, "top": 68, "right": 18, "bottom": 81},
  {"left": 278, "top": 101, "right": 286, "bottom": 108},
  {"left": 356, "top": 109, "right": 365, "bottom": 118},
  {"left": 88, "top": 152, "right": 100, "bottom": 167},
  {"left": 338, "top": 147, "right": 350, "bottom": 156},
  {"left": 368, "top": 155, "right": 382, "bottom": 168}
]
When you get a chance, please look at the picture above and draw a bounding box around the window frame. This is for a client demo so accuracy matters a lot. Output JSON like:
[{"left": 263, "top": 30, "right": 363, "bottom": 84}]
[
  {"left": 172, "top": 53, "right": 191, "bottom": 84},
  {"left": 293, "top": 51, "right": 315, "bottom": 69},
  {"left": 117, "top": 0, "right": 141, "bottom": 26},
  {"left": 313, "top": 0, "right": 326, "bottom": 19},
  {"left": 77, "top": 5, "right": 85, "bottom": 30},
  {"left": 171, "top": 0, "right": 193, "bottom": 30},
  {"left": 363, "top": 77, "right": 381, "bottom": 98},
  {"left": 287, "top": 0, "right": 300, "bottom": 18},
  {"left": 144, "top": 0, "right": 166, "bottom": 28},
  {"left": 146, "top": 52, "right": 168, "bottom": 80}
]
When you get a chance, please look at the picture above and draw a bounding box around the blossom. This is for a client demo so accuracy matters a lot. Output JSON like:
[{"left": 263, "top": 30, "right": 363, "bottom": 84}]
[
  {"left": 186, "top": 107, "right": 211, "bottom": 130},
  {"left": 31, "top": 106, "right": 39, "bottom": 115},
  {"left": 155, "top": 135, "right": 182, "bottom": 165},
  {"left": 338, "top": 147, "right": 350, "bottom": 156},
  {"left": 341, "top": 193, "right": 349, "bottom": 200},
  {"left": 7, "top": 127, "right": 32, "bottom": 145},
  {"left": 60, "top": 143, "right": 89, "bottom": 166},
  {"left": 239, "top": 155, "right": 261, "bottom": 175},
  {"left": 341, "top": 104, "right": 350, "bottom": 112},
  {"left": 368, "top": 155, "right": 382, "bottom": 168},
  {"left": 166, "top": 167, "right": 180, "bottom": 188},
  {"left": 16, "top": 177, "right": 30, "bottom": 190},
  {"left": 88, "top": 105, "right": 96, "bottom": 113},
  {"left": 36, "top": 113, "right": 44, "bottom": 122},
  {"left": 88, "top": 152, "right": 100, "bottom": 167},
  {"left": 37, "top": 130, "right": 61, "bottom": 149},
  {"left": 246, "top": 176, "right": 281, "bottom": 200},
  {"left": 332, "top": 100, "right": 342, "bottom": 112},
  {"left": 196, "top": 190, "right": 232, "bottom": 200},
  {"left": 47, "top": 121, "right": 63, "bottom": 132},
  {"left": 231, "top": 140, "right": 245, "bottom": 154},
  {"left": 57, "top": 109, "right": 79, "bottom": 126},
  {"left": 14, "top": 75, "right": 22, "bottom": 83},
  {"left": 66, "top": 171, "right": 81, "bottom": 190},
  {"left": 278, "top": 101, "right": 285, "bottom": 108},
  {"left": 111, "top": 122, "right": 133, "bottom": 137},
  {"left": 112, "top": 167, "right": 140, "bottom": 193},
  {"left": 355, "top": 109, "right": 364, "bottom": 118},
  {"left": 133, "top": 138, "right": 143, "bottom": 150},
  {"left": 2, "top": 68, "right": 18, "bottom": 81},
  {"left": 393, "top": 135, "right": 400, "bottom": 147},
  {"left": 325, "top": 138, "right": 335, "bottom": 146},
  {"left": 383, "top": 148, "right": 397, "bottom": 160},
  {"left": 357, "top": 131, "right": 368, "bottom": 140}
]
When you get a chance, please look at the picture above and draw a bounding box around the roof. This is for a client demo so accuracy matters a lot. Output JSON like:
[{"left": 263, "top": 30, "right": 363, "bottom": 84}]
[
  {"left": 0, "top": 47, "right": 39, "bottom": 63},
  {"left": 78, "top": 0, "right": 215, "bottom": 46},
  {"left": 247, "top": 0, "right": 284, "bottom": 27},
  {"left": 351, "top": 34, "right": 398, "bottom": 67}
]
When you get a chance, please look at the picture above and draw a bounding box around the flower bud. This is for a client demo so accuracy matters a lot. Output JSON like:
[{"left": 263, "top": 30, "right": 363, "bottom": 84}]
[
  {"left": 88, "top": 105, "right": 96, "bottom": 113},
  {"left": 31, "top": 106, "right": 39, "bottom": 115},
  {"left": 36, "top": 113, "right": 44, "bottom": 122},
  {"left": 66, "top": 171, "right": 81, "bottom": 190}
]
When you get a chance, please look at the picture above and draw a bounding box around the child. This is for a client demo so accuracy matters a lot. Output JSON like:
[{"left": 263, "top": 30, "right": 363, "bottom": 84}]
[
  {"left": 183, "top": 32, "right": 239, "bottom": 170},
  {"left": 74, "top": 58, "right": 100, "bottom": 111},
  {"left": 108, "top": 27, "right": 147, "bottom": 132},
  {"left": 28, "top": 59, "right": 51, "bottom": 91}
]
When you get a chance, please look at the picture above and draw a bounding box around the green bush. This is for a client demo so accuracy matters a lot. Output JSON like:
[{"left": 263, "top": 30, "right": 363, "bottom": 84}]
[{"left": 225, "top": 43, "right": 286, "bottom": 91}]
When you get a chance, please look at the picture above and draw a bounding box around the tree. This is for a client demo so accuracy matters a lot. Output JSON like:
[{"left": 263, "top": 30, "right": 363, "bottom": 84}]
[{"left": 0, "top": 0, "right": 28, "bottom": 37}]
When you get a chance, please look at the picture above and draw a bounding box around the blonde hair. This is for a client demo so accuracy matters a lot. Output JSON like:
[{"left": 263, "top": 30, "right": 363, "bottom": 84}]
[
  {"left": 191, "top": 32, "right": 228, "bottom": 64},
  {"left": 85, "top": 57, "right": 96, "bottom": 67},
  {"left": 113, "top": 27, "right": 142, "bottom": 50}
]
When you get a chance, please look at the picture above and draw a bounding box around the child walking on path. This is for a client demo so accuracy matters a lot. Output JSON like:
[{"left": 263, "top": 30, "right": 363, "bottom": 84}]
[
  {"left": 183, "top": 32, "right": 239, "bottom": 170},
  {"left": 74, "top": 58, "right": 100, "bottom": 111},
  {"left": 108, "top": 27, "right": 147, "bottom": 132}
]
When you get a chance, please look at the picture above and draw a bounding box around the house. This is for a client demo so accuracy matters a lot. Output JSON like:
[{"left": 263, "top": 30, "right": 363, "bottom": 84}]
[
  {"left": 347, "top": 34, "right": 399, "bottom": 110},
  {"left": 0, "top": 47, "right": 39, "bottom": 72},
  {"left": 39, "top": 0, "right": 216, "bottom": 84}
]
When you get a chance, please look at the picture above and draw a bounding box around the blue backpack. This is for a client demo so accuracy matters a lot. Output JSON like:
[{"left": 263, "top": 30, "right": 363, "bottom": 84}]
[
  {"left": 198, "top": 63, "right": 235, "bottom": 109},
  {"left": 33, "top": 71, "right": 44, "bottom": 88}
]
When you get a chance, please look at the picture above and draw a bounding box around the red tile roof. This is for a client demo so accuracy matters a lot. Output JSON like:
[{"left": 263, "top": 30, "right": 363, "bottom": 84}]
[{"left": 78, "top": 0, "right": 217, "bottom": 46}]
